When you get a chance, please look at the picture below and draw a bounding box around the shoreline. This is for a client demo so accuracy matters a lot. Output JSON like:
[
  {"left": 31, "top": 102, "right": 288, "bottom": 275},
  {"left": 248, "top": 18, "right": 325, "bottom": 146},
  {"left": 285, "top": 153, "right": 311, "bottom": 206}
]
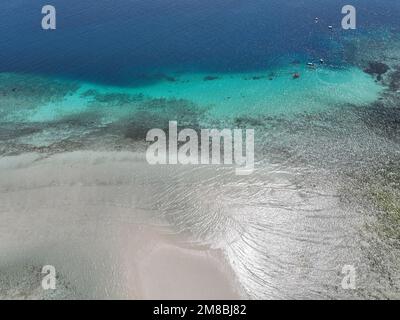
[{"left": 0, "top": 151, "right": 244, "bottom": 300}]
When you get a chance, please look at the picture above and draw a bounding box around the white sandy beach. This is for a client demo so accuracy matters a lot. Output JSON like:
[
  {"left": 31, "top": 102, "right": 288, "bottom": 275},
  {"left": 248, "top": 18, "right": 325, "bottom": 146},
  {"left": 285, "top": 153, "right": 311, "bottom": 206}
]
[
  {"left": 1, "top": 145, "right": 398, "bottom": 299},
  {"left": 0, "top": 151, "right": 242, "bottom": 299}
]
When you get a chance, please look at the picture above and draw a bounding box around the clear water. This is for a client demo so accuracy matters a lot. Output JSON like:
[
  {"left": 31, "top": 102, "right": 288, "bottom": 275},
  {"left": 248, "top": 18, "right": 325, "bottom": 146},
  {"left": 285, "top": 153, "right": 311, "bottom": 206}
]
[{"left": 1, "top": 0, "right": 400, "bottom": 299}]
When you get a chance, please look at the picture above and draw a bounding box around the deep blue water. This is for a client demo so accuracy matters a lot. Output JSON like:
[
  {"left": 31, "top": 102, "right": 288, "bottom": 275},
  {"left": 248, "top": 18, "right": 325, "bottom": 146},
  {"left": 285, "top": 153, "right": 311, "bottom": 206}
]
[
  {"left": 1, "top": 1, "right": 400, "bottom": 300},
  {"left": 1, "top": 0, "right": 399, "bottom": 85}
]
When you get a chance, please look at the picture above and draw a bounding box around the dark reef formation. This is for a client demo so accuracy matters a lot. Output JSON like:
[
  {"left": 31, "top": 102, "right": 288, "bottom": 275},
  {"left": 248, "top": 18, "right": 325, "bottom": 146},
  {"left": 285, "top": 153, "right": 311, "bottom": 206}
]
[
  {"left": 389, "top": 68, "right": 400, "bottom": 92},
  {"left": 364, "top": 61, "right": 390, "bottom": 81},
  {"left": 203, "top": 76, "right": 220, "bottom": 81},
  {"left": 364, "top": 62, "right": 390, "bottom": 76}
]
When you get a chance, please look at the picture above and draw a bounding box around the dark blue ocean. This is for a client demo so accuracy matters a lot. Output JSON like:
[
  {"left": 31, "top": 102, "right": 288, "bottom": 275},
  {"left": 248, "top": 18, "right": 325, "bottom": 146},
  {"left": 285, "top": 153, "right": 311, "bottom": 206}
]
[
  {"left": 1, "top": 0, "right": 399, "bottom": 85},
  {"left": 1, "top": 1, "right": 400, "bottom": 300}
]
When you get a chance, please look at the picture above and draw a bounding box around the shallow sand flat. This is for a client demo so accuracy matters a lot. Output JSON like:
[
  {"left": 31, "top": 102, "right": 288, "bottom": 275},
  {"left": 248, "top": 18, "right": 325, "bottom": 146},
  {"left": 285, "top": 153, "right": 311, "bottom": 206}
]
[
  {"left": 129, "top": 237, "right": 241, "bottom": 299},
  {"left": 0, "top": 150, "right": 363, "bottom": 299},
  {"left": 0, "top": 151, "right": 242, "bottom": 299},
  {"left": 1, "top": 149, "right": 397, "bottom": 299}
]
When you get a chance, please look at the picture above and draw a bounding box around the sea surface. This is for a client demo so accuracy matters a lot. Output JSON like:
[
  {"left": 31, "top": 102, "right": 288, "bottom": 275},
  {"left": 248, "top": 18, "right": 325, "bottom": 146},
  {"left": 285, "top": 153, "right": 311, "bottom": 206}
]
[{"left": 1, "top": 0, "right": 400, "bottom": 299}]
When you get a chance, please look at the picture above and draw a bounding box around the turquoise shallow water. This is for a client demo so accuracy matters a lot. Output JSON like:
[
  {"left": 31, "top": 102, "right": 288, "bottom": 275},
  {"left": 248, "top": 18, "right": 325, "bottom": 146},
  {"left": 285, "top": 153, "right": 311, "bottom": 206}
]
[
  {"left": 1, "top": 64, "right": 382, "bottom": 125},
  {"left": 0, "top": 62, "right": 383, "bottom": 157},
  {"left": 1, "top": 1, "right": 400, "bottom": 300}
]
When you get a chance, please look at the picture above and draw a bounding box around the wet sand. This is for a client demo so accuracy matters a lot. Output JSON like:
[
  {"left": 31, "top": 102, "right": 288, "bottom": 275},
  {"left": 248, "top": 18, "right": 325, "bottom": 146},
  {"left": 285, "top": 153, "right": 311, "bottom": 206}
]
[{"left": 0, "top": 151, "right": 242, "bottom": 299}]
